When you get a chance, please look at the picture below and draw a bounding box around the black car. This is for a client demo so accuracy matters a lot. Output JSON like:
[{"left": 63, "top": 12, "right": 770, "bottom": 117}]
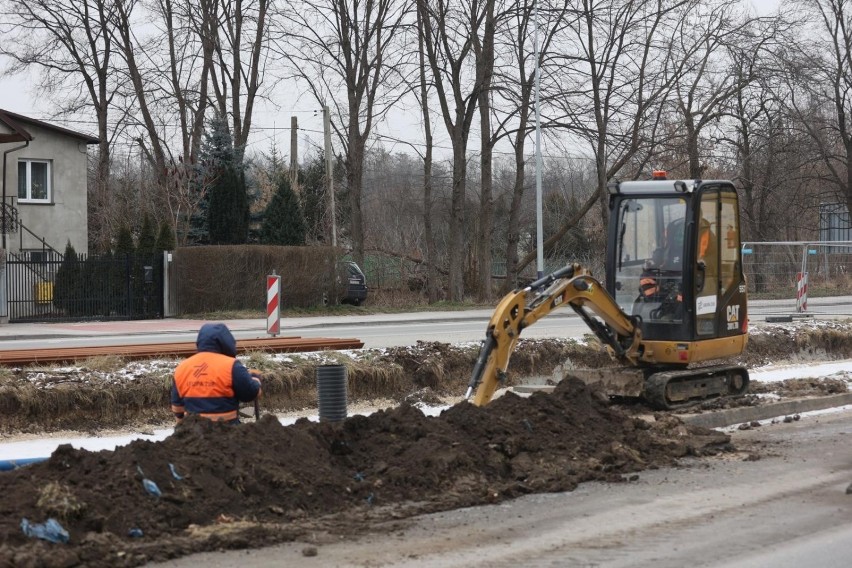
[{"left": 341, "top": 261, "right": 368, "bottom": 305}]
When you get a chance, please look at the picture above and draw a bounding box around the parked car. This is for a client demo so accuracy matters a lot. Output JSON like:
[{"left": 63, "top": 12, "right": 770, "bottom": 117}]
[{"left": 341, "top": 261, "right": 368, "bottom": 306}]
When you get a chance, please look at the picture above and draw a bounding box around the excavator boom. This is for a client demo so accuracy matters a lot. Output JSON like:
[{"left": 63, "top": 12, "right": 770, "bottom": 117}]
[{"left": 466, "top": 264, "right": 644, "bottom": 406}]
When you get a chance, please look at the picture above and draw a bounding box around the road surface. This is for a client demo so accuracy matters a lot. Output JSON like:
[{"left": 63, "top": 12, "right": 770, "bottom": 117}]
[
  {"left": 3, "top": 295, "right": 852, "bottom": 351},
  {"left": 151, "top": 407, "right": 852, "bottom": 568}
]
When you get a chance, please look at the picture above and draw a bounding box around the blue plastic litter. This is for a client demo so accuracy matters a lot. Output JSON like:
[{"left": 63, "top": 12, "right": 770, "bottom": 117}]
[
  {"left": 142, "top": 478, "right": 162, "bottom": 497},
  {"left": 128, "top": 528, "right": 144, "bottom": 538},
  {"left": 353, "top": 472, "right": 365, "bottom": 482},
  {"left": 365, "top": 493, "right": 374, "bottom": 505},
  {"left": 168, "top": 463, "right": 184, "bottom": 480},
  {"left": 0, "top": 457, "right": 49, "bottom": 472},
  {"left": 21, "top": 518, "right": 69, "bottom": 544}
]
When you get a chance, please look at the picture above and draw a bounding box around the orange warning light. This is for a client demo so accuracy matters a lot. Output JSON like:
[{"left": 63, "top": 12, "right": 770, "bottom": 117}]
[{"left": 652, "top": 170, "right": 667, "bottom": 180}]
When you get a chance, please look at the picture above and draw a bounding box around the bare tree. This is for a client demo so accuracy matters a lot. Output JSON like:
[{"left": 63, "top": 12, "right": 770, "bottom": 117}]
[
  {"left": 417, "top": 0, "right": 492, "bottom": 301},
  {"left": 111, "top": 0, "right": 215, "bottom": 242},
  {"left": 491, "top": 0, "right": 571, "bottom": 291},
  {"left": 778, "top": 0, "right": 852, "bottom": 216},
  {"left": 515, "top": 0, "right": 701, "bottom": 273},
  {"left": 472, "top": 0, "right": 497, "bottom": 300},
  {"left": 415, "top": 2, "right": 439, "bottom": 302},
  {"left": 275, "top": 0, "right": 412, "bottom": 266},
  {"left": 207, "top": 0, "right": 271, "bottom": 153},
  {"left": 668, "top": 1, "right": 764, "bottom": 178},
  {"left": 1, "top": 0, "right": 120, "bottom": 251}
]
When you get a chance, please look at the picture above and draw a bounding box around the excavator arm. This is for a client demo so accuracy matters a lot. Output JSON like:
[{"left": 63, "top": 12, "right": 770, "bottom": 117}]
[{"left": 466, "top": 263, "right": 644, "bottom": 406}]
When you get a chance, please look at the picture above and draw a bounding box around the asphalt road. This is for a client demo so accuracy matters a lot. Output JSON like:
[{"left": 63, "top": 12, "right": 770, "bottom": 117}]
[
  {"left": 151, "top": 407, "right": 852, "bottom": 568},
  {"left": 0, "top": 310, "right": 591, "bottom": 351},
  {"left": 4, "top": 294, "right": 852, "bottom": 351}
]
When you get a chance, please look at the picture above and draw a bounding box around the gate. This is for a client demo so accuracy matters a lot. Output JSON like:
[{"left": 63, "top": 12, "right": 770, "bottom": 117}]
[{"left": 5, "top": 251, "right": 164, "bottom": 322}]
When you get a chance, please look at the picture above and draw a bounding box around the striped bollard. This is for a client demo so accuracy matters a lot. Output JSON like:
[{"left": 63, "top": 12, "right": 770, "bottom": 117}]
[
  {"left": 796, "top": 271, "right": 808, "bottom": 313},
  {"left": 267, "top": 274, "right": 281, "bottom": 336}
]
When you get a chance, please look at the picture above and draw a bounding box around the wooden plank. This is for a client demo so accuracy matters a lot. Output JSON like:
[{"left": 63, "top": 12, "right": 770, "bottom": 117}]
[{"left": 0, "top": 337, "right": 364, "bottom": 365}]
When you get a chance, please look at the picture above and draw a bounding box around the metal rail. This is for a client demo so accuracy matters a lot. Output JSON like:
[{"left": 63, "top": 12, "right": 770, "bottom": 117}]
[{"left": 0, "top": 336, "right": 364, "bottom": 365}]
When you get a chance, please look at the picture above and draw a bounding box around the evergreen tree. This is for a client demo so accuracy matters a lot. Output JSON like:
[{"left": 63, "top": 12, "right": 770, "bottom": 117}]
[
  {"left": 112, "top": 225, "right": 135, "bottom": 316},
  {"left": 138, "top": 214, "right": 156, "bottom": 255},
  {"left": 53, "top": 241, "right": 83, "bottom": 316},
  {"left": 301, "top": 153, "right": 326, "bottom": 243},
  {"left": 114, "top": 224, "right": 135, "bottom": 256},
  {"left": 261, "top": 176, "right": 307, "bottom": 245},
  {"left": 155, "top": 220, "right": 177, "bottom": 251},
  {"left": 203, "top": 113, "right": 249, "bottom": 244}
]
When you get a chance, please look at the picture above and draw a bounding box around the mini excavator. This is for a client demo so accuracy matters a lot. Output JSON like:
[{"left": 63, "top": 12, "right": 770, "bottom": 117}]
[{"left": 466, "top": 173, "right": 749, "bottom": 409}]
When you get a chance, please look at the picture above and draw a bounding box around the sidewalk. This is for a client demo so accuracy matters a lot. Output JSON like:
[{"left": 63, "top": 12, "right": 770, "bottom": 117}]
[{"left": 0, "top": 309, "right": 499, "bottom": 342}]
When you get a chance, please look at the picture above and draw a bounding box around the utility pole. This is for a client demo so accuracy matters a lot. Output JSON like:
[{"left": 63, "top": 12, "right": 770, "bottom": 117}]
[
  {"left": 289, "top": 116, "right": 299, "bottom": 195},
  {"left": 323, "top": 104, "right": 337, "bottom": 247}
]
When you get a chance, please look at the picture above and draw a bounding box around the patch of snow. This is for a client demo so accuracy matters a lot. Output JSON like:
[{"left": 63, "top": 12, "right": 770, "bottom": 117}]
[{"left": 749, "top": 360, "right": 852, "bottom": 383}]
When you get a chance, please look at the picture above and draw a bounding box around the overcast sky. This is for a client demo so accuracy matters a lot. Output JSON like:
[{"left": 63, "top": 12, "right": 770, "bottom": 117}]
[{"left": 0, "top": 0, "right": 783, "bottom": 164}]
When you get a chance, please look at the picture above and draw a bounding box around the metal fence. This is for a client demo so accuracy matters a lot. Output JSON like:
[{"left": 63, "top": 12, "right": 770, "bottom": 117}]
[
  {"left": 4, "top": 251, "right": 164, "bottom": 322},
  {"left": 742, "top": 241, "right": 852, "bottom": 317}
]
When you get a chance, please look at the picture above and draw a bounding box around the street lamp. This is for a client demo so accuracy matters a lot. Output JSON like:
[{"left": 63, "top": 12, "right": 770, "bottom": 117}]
[{"left": 534, "top": 0, "right": 543, "bottom": 278}]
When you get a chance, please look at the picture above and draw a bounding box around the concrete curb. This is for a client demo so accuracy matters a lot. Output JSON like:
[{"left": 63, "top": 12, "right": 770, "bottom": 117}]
[
  {"left": 510, "top": 386, "right": 852, "bottom": 429},
  {"left": 680, "top": 393, "right": 852, "bottom": 428}
]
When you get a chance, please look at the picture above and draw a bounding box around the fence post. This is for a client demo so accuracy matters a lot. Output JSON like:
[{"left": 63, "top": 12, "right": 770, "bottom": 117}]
[
  {"left": 267, "top": 272, "right": 281, "bottom": 336},
  {"left": 0, "top": 248, "right": 6, "bottom": 323}
]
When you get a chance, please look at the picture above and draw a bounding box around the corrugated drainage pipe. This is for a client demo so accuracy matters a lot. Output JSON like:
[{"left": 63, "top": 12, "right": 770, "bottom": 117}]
[
  {"left": 0, "top": 457, "right": 48, "bottom": 472},
  {"left": 317, "top": 364, "right": 348, "bottom": 422}
]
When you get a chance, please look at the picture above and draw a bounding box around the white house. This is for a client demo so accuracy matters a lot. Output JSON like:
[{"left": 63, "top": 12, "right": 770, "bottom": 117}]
[{"left": 0, "top": 109, "right": 98, "bottom": 257}]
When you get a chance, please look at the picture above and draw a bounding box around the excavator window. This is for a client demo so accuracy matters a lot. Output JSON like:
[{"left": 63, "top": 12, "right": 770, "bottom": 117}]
[
  {"left": 696, "top": 194, "right": 720, "bottom": 335},
  {"left": 613, "top": 196, "right": 686, "bottom": 324}
]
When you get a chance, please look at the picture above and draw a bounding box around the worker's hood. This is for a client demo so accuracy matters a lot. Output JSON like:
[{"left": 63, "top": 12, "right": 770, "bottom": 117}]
[{"left": 195, "top": 323, "right": 237, "bottom": 357}]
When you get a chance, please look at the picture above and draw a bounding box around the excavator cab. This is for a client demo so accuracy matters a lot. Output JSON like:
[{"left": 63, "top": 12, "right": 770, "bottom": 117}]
[{"left": 607, "top": 177, "right": 747, "bottom": 350}]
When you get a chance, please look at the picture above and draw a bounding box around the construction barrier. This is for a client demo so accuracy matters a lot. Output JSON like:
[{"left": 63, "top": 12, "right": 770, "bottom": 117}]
[
  {"left": 267, "top": 274, "right": 281, "bottom": 336},
  {"left": 796, "top": 271, "right": 808, "bottom": 313}
]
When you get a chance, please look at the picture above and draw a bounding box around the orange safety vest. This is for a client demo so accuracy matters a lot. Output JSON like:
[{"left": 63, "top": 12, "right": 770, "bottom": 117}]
[
  {"left": 172, "top": 352, "right": 240, "bottom": 422},
  {"left": 699, "top": 228, "right": 710, "bottom": 260}
]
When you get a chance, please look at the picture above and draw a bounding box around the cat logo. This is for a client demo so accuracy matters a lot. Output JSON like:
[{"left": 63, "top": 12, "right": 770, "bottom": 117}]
[{"left": 726, "top": 305, "right": 740, "bottom": 330}]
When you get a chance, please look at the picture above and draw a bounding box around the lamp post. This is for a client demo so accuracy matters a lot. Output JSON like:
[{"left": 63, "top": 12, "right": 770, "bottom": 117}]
[{"left": 534, "top": 0, "right": 543, "bottom": 278}]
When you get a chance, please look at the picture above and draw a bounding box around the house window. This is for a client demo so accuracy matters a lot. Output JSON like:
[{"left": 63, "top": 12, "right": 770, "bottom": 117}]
[{"left": 18, "top": 159, "right": 52, "bottom": 202}]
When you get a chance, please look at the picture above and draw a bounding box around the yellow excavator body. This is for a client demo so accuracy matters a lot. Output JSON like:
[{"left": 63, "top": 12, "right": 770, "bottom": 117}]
[{"left": 467, "top": 177, "right": 750, "bottom": 409}]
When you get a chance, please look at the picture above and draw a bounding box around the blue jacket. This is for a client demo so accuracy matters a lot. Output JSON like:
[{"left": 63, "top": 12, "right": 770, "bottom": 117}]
[{"left": 171, "top": 323, "right": 261, "bottom": 422}]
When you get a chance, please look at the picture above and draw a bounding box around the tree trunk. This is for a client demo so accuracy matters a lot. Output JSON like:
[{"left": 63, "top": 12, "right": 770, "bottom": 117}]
[
  {"left": 448, "top": 136, "right": 467, "bottom": 302},
  {"left": 348, "top": 127, "right": 366, "bottom": 266},
  {"left": 417, "top": 5, "right": 439, "bottom": 303}
]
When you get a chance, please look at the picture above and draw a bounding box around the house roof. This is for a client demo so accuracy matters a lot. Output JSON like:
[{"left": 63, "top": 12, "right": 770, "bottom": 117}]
[{"left": 0, "top": 109, "right": 99, "bottom": 145}]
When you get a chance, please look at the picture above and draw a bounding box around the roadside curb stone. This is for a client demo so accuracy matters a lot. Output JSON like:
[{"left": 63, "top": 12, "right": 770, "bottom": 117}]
[{"left": 680, "top": 393, "right": 852, "bottom": 428}]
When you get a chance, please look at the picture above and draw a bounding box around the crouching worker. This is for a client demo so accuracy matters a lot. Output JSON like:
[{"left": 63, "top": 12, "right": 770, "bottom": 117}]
[{"left": 171, "top": 323, "right": 262, "bottom": 424}]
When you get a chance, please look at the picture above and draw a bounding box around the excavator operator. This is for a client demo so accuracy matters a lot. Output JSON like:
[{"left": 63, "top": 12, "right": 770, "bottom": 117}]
[
  {"left": 638, "top": 217, "right": 684, "bottom": 303},
  {"left": 639, "top": 217, "right": 715, "bottom": 311},
  {"left": 696, "top": 217, "right": 716, "bottom": 292}
]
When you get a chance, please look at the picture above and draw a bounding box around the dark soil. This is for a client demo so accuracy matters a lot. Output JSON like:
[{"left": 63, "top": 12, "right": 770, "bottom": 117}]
[{"left": 0, "top": 379, "right": 730, "bottom": 567}]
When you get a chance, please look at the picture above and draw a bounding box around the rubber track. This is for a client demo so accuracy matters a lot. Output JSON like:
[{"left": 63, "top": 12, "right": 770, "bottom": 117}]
[
  {"left": 0, "top": 336, "right": 364, "bottom": 365},
  {"left": 644, "top": 364, "right": 750, "bottom": 410}
]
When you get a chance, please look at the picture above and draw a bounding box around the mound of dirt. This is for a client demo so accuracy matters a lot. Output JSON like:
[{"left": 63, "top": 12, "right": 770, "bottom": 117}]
[{"left": 0, "top": 379, "right": 730, "bottom": 567}]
